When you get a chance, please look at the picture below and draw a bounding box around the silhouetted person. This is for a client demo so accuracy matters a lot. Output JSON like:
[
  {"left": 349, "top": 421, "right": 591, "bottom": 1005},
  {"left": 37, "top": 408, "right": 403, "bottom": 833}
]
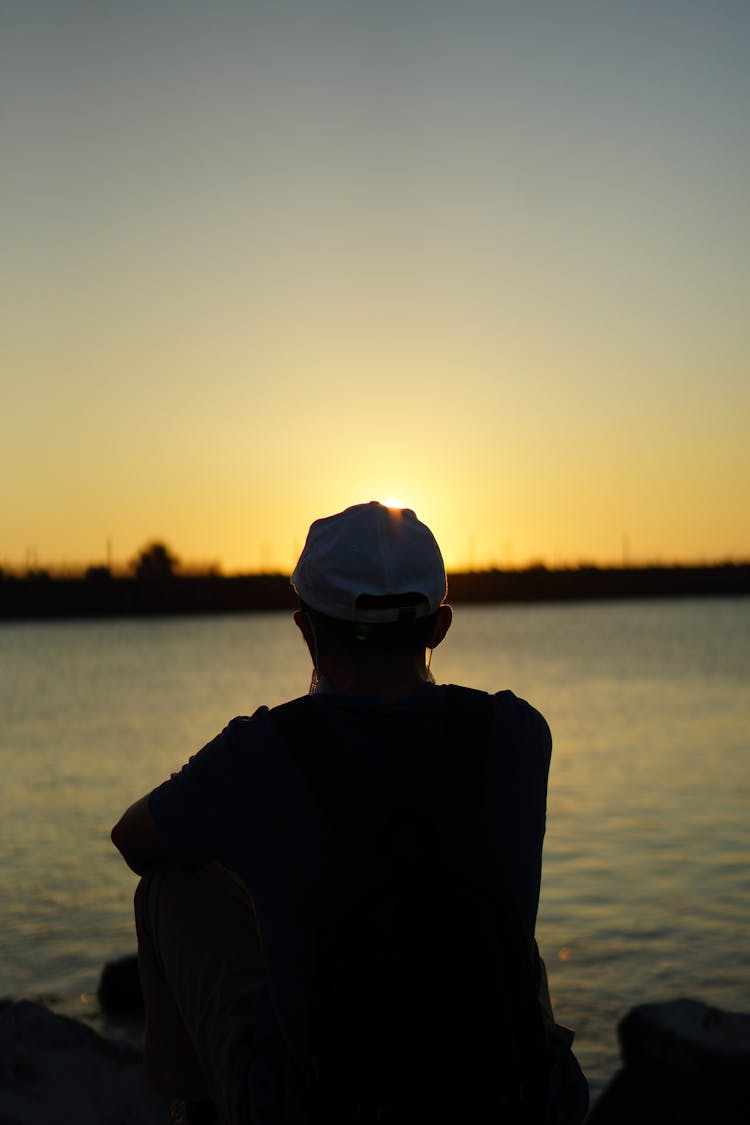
[{"left": 112, "top": 502, "right": 588, "bottom": 1125}]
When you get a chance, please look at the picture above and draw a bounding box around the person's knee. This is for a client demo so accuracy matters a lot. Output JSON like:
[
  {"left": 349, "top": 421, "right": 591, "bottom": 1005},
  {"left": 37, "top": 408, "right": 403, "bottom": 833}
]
[
  {"left": 134, "top": 860, "right": 174, "bottom": 935},
  {"left": 133, "top": 869, "right": 149, "bottom": 928},
  {"left": 133, "top": 870, "right": 149, "bottom": 911}
]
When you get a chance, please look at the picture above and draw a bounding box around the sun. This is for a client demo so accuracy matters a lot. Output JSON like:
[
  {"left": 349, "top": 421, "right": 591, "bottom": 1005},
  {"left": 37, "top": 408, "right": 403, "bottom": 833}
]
[{"left": 382, "top": 497, "right": 407, "bottom": 510}]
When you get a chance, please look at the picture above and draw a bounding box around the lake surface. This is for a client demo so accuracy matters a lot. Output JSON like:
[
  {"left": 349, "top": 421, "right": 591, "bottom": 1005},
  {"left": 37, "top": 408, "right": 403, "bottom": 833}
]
[{"left": 1, "top": 598, "right": 749, "bottom": 1101}]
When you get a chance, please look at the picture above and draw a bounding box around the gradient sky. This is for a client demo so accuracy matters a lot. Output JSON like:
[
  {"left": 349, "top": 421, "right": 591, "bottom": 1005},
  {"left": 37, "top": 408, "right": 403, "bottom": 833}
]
[{"left": 3, "top": 0, "right": 749, "bottom": 573}]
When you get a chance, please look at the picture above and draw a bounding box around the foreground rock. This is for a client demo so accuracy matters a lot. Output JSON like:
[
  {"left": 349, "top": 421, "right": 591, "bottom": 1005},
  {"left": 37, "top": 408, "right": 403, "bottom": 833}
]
[
  {"left": 4, "top": 992, "right": 748, "bottom": 1124},
  {"left": 0, "top": 1000, "right": 168, "bottom": 1125},
  {"left": 97, "top": 953, "right": 143, "bottom": 1018},
  {"left": 586, "top": 998, "right": 750, "bottom": 1124}
]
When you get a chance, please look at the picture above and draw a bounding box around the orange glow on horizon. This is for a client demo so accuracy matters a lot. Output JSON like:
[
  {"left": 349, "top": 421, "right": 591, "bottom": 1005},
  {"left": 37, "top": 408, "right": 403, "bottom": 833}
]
[{"left": 2, "top": 6, "right": 749, "bottom": 576}]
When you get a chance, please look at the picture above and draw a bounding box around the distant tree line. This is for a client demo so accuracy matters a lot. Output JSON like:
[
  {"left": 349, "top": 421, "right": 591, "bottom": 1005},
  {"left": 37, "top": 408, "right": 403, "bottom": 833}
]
[
  {"left": 1, "top": 553, "right": 748, "bottom": 619},
  {"left": 83, "top": 541, "right": 181, "bottom": 582}
]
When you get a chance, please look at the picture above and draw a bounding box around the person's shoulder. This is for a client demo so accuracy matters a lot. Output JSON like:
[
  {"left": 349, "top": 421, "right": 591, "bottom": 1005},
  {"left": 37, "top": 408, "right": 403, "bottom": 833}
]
[
  {"left": 438, "top": 684, "right": 550, "bottom": 747},
  {"left": 224, "top": 695, "right": 321, "bottom": 748},
  {"left": 488, "top": 689, "right": 552, "bottom": 768},
  {"left": 219, "top": 705, "right": 279, "bottom": 755},
  {"left": 492, "top": 688, "right": 551, "bottom": 738},
  {"left": 224, "top": 705, "right": 271, "bottom": 731},
  {"left": 442, "top": 683, "right": 547, "bottom": 725},
  {"left": 491, "top": 688, "right": 549, "bottom": 724}
]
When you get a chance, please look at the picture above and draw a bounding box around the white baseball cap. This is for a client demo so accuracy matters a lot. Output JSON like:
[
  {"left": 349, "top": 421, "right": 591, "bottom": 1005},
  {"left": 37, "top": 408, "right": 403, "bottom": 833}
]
[{"left": 291, "top": 501, "right": 447, "bottom": 623}]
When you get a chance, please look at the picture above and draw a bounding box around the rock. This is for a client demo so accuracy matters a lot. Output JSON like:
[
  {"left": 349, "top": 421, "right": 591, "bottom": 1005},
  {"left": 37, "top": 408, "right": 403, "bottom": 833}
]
[
  {"left": 98, "top": 953, "right": 144, "bottom": 1018},
  {"left": 586, "top": 998, "right": 750, "bottom": 1124},
  {"left": 0, "top": 1000, "right": 167, "bottom": 1125},
  {"left": 618, "top": 997, "right": 750, "bottom": 1092}
]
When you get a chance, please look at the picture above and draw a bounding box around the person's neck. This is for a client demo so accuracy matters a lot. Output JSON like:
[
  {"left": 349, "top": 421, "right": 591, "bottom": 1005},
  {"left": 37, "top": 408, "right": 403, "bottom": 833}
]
[{"left": 319, "top": 656, "right": 434, "bottom": 700}]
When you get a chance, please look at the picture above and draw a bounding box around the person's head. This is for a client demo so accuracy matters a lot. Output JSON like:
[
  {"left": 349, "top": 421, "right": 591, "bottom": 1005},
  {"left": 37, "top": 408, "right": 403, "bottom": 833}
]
[{"left": 291, "top": 501, "right": 452, "bottom": 693}]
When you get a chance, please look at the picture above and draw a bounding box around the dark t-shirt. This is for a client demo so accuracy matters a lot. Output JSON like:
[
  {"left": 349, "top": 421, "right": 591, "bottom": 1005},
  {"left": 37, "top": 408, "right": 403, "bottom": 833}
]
[{"left": 148, "top": 682, "right": 551, "bottom": 1065}]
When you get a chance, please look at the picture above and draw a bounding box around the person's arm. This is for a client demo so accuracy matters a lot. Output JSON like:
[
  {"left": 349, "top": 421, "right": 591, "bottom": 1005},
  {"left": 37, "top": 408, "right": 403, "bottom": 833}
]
[
  {"left": 111, "top": 794, "right": 164, "bottom": 875},
  {"left": 113, "top": 711, "right": 270, "bottom": 877}
]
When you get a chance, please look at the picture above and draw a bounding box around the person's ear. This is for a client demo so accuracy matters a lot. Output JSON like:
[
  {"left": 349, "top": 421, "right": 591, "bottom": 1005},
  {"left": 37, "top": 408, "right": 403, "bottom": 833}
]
[
  {"left": 428, "top": 603, "right": 453, "bottom": 650},
  {"left": 293, "top": 609, "right": 316, "bottom": 660}
]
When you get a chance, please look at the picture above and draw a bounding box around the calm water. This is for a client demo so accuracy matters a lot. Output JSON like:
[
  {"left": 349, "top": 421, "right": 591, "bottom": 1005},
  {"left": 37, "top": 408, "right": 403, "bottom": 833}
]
[{"left": 1, "top": 599, "right": 749, "bottom": 1101}]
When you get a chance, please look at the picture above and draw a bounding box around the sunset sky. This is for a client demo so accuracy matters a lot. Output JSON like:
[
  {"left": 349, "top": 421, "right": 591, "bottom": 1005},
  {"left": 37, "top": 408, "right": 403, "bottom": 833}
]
[{"left": 3, "top": 0, "right": 749, "bottom": 574}]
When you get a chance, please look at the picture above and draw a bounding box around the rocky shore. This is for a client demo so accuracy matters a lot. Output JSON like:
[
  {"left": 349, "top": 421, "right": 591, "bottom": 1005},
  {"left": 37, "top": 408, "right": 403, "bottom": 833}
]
[
  {"left": 2, "top": 956, "right": 748, "bottom": 1125},
  {"left": 0, "top": 998, "right": 167, "bottom": 1125}
]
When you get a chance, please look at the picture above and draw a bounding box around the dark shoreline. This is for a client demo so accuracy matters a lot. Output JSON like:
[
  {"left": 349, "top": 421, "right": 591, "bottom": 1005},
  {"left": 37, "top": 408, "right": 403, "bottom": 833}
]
[
  {"left": 2, "top": 563, "right": 748, "bottom": 620},
  {"left": 3, "top": 994, "right": 748, "bottom": 1125}
]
